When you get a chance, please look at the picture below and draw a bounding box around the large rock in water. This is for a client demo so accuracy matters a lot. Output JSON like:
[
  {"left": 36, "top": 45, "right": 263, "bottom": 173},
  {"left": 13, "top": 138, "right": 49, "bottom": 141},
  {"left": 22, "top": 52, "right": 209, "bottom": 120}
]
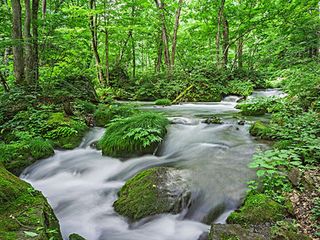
[
  {"left": 0, "top": 166, "right": 62, "bottom": 240},
  {"left": 113, "top": 167, "right": 191, "bottom": 221}
]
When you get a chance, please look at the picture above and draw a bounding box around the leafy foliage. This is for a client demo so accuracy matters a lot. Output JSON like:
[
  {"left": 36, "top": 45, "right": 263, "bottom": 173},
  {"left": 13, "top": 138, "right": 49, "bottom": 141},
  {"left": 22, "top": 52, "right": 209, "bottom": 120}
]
[{"left": 98, "top": 112, "right": 169, "bottom": 157}]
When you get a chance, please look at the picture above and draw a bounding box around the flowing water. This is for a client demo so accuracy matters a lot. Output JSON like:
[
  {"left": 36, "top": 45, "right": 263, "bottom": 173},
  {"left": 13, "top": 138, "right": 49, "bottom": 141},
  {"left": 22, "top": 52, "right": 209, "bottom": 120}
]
[{"left": 21, "top": 90, "right": 282, "bottom": 240}]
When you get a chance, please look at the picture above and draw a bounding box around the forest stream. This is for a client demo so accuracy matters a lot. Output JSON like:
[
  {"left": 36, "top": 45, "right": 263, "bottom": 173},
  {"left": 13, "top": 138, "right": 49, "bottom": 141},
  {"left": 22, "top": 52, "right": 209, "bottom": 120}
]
[{"left": 20, "top": 89, "right": 283, "bottom": 240}]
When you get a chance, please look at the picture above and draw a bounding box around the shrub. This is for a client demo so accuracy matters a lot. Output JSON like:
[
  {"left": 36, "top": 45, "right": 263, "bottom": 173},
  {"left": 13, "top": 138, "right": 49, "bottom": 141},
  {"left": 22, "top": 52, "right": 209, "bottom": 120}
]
[
  {"left": 155, "top": 98, "right": 172, "bottom": 106},
  {"left": 98, "top": 112, "right": 169, "bottom": 157},
  {"left": 93, "top": 104, "right": 138, "bottom": 127},
  {"left": 226, "top": 80, "right": 254, "bottom": 97}
]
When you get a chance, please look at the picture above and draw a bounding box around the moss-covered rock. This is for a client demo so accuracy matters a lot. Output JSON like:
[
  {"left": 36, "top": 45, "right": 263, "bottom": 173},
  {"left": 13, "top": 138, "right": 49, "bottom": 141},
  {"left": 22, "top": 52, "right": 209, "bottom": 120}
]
[
  {"left": 227, "top": 194, "right": 286, "bottom": 225},
  {"left": 69, "top": 233, "right": 87, "bottom": 240},
  {"left": 0, "top": 139, "right": 54, "bottom": 175},
  {"left": 249, "top": 121, "right": 272, "bottom": 139},
  {"left": 202, "top": 116, "right": 223, "bottom": 124},
  {"left": 0, "top": 166, "right": 62, "bottom": 240},
  {"left": 113, "top": 167, "right": 191, "bottom": 221},
  {"left": 208, "top": 224, "right": 265, "bottom": 240},
  {"left": 93, "top": 104, "right": 138, "bottom": 127},
  {"left": 98, "top": 112, "right": 169, "bottom": 157},
  {"left": 155, "top": 98, "right": 172, "bottom": 106},
  {"left": 45, "top": 112, "right": 88, "bottom": 149}
]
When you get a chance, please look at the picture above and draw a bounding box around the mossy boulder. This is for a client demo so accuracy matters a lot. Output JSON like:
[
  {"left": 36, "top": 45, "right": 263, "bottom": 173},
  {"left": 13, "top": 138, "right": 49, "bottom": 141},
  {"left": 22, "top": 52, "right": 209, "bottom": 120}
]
[
  {"left": 0, "top": 139, "right": 54, "bottom": 175},
  {"left": 155, "top": 98, "right": 172, "bottom": 106},
  {"left": 202, "top": 116, "right": 223, "bottom": 124},
  {"left": 45, "top": 112, "right": 89, "bottom": 149},
  {"left": 208, "top": 224, "right": 265, "bottom": 240},
  {"left": 98, "top": 112, "right": 169, "bottom": 158},
  {"left": 69, "top": 233, "right": 87, "bottom": 240},
  {"left": 227, "top": 194, "right": 286, "bottom": 225},
  {"left": 113, "top": 167, "right": 191, "bottom": 221},
  {"left": 93, "top": 104, "right": 137, "bottom": 127},
  {"left": 0, "top": 166, "right": 62, "bottom": 240},
  {"left": 249, "top": 121, "right": 272, "bottom": 140}
]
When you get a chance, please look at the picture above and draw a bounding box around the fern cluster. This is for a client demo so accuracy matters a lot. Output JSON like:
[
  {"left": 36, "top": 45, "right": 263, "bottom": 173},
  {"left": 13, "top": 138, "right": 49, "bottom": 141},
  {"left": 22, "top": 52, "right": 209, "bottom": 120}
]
[{"left": 98, "top": 112, "right": 169, "bottom": 157}]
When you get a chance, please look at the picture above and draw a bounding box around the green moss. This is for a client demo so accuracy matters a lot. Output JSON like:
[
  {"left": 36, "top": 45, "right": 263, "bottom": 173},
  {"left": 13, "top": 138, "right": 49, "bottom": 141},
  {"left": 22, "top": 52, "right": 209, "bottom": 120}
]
[
  {"left": 0, "top": 138, "right": 54, "bottom": 175},
  {"left": 113, "top": 167, "right": 190, "bottom": 221},
  {"left": 249, "top": 121, "right": 272, "bottom": 139},
  {"left": 69, "top": 233, "right": 87, "bottom": 240},
  {"left": 93, "top": 104, "right": 138, "bottom": 127},
  {"left": 98, "top": 112, "right": 168, "bottom": 157},
  {"left": 0, "top": 166, "right": 62, "bottom": 240},
  {"left": 155, "top": 98, "right": 172, "bottom": 106},
  {"left": 227, "top": 194, "right": 286, "bottom": 225}
]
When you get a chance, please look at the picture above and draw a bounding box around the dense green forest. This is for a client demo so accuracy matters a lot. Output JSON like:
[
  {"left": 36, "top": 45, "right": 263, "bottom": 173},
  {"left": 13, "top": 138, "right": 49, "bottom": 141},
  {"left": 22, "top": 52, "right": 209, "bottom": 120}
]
[{"left": 0, "top": 0, "right": 319, "bottom": 239}]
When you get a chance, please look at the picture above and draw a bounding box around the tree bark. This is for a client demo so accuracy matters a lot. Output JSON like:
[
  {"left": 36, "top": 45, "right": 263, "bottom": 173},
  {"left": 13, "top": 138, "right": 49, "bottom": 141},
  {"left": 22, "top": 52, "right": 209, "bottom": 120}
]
[
  {"left": 171, "top": 0, "right": 183, "bottom": 67},
  {"left": 42, "top": 0, "right": 46, "bottom": 19},
  {"left": 215, "top": 0, "right": 225, "bottom": 69},
  {"left": 32, "top": 0, "right": 39, "bottom": 83},
  {"left": 237, "top": 38, "right": 243, "bottom": 69},
  {"left": 222, "top": 15, "right": 229, "bottom": 68},
  {"left": 155, "top": 31, "right": 163, "bottom": 72},
  {"left": 24, "top": 0, "right": 33, "bottom": 84},
  {"left": 0, "top": 72, "right": 10, "bottom": 92},
  {"left": 131, "top": 5, "right": 136, "bottom": 78},
  {"left": 12, "top": 0, "right": 24, "bottom": 84},
  {"left": 155, "top": 0, "right": 171, "bottom": 71},
  {"left": 89, "top": 0, "right": 105, "bottom": 85},
  {"left": 104, "top": 0, "right": 109, "bottom": 85}
]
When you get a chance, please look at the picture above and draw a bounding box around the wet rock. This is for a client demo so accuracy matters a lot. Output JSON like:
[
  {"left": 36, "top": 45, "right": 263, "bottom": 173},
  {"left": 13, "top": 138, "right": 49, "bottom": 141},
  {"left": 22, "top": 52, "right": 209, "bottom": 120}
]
[
  {"left": 113, "top": 167, "right": 191, "bottom": 221},
  {"left": 208, "top": 224, "right": 265, "bottom": 240},
  {"left": 237, "top": 120, "right": 246, "bottom": 125},
  {"left": 227, "top": 194, "right": 286, "bottom": 225},
  {"left": 249, "top": 121, "right": 272, "bottom": 140},
  {"left": 69, "top": 233, "right": 87, "bottom": 240},
  {"left": 0, "top": 166, "right": 62, "bottom": 240},
  {"left": 202, "top": 116, "right": 223, "bottom": 124},
  {"left": 287, "top": 168, "right": 301, "bottom": 187}
]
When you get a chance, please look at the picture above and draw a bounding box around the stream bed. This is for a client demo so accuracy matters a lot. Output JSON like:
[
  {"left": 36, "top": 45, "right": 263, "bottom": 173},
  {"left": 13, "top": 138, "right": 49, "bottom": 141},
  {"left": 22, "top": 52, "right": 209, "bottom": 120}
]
[{"left": 21, "top": 90, "right": 281, "bottom": 240}]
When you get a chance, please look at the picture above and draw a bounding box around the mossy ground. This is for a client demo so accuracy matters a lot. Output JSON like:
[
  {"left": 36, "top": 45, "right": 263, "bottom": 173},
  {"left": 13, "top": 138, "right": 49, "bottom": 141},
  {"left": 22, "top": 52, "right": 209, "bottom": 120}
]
[
  {"left": 93, "top": 103, "right": 138, "bottom": 127},
  {"left": 227, "top": 194, "right": 286, "bottom": 225},
  {"left": 98, "top": 111, "right": 169, "bottom": 158},
  {"left": 0, "top": 166, "right": 62, "bottom": 240},
  {"left": 249, "top": 121, "right": 272, "bottom": 140},
  {"left": 155, "top": 98, "right": 172, "bottom": 106}
]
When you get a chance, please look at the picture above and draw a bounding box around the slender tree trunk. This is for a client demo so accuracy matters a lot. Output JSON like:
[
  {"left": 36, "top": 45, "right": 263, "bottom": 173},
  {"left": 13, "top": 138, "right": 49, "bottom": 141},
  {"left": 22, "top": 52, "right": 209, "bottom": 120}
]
[
  {"left": 24, "top": 0, "right": 33, "bottom": 84},
  {"left": 215, "top": 0, "right": 225, "bottom": 69},
  {"left": 171, "top": 0, "right": 183, "bottom": 67},
  {"left": 105, "top": 29, "right": 109, "bottom": 85},
  {"left": 237, "top": 38, "right": 243, "bottom": 69},
  {"left": 103, "top": 0, "right": 109, "bottom": 85},
  {"left": 222, "top": 15, "right": 229, "bottom": 68},
  {"left": 0, "top": 72, "right": 9, "bottom": 92},
  {"left": 42, "top": 0, "right": 46, "bottom": 19},
  {"left": 12, "top": 0, "right": 24, "bottom": 84},
  {"left": 32, "top": 0, "right": 39, "bottom": 83},
  {"left": 155, "top": 0, "right": 171, "bottom": 71},
  {"left": 131, "top": 5, "right": 136, "bottom": 78},
  {"left": 89, "top": 0, "right": 104, "bottom": 85},
  {"left": 155, "top": 32, "right": 163, "bottom": 72}
]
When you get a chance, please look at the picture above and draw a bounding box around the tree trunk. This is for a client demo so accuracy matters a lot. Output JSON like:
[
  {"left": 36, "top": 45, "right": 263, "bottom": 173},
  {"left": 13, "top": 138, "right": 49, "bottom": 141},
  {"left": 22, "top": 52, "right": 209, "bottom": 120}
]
[
  {"left": 24, "top": 0, "right": 33, "bottom": 84},
  {"left": 215, "top": 0, "right": 225, "bottom": 69},
  {"left": 89, "top": 0, "right": 105, "bottom": 85},
  {"left": 222, "top": 15, "right": 229, "bottom": 68},
  {"left": 104, "top": 0, "right": 109, "bottom": 85},
  {"left": 237, "top": 38, "right": 243, "bottom": 69},
  {"left": 171, "top": 0, "right": 183, "bottom": 67},
  {"left": 12, "top": 0, "right": 24, "bottom": 84},
  {"left": 155, "top": 0, "right": 171, "bottom": 71},
  {"left": 32, "top": 0, "right": 39, "bottom": 83},
  {"left": 155, "top": 32, "right": 163, "bottom": 72},
  {"left": 131, "top": 5, "right": 136, "bottom": 78},
  {"left": 42, "top": 0, "right": 46, "bottom": 19},
  {"left": 0, "top": 72, "right": 10, "bottom": 92}
]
